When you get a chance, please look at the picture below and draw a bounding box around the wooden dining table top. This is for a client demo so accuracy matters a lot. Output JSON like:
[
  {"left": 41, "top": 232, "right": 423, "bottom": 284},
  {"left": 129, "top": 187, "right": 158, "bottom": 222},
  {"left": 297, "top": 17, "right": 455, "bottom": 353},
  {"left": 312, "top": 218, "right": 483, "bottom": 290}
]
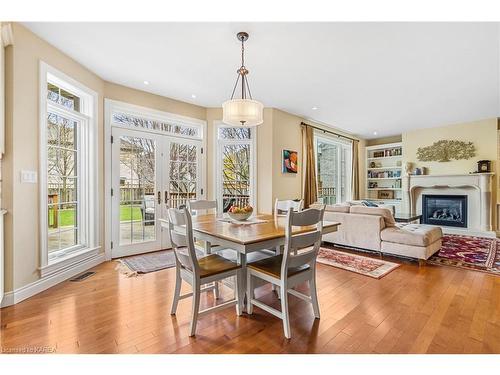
[{"left": 190, "top": 213, "right": 340, "bottom": 246}]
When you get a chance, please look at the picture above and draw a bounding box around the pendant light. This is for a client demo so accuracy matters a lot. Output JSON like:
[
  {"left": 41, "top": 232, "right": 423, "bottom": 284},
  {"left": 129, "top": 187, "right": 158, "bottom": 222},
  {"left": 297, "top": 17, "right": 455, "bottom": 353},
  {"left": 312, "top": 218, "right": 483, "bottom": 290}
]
[{"left": 222, "top": 32, "right": 264, "bottom": 127}]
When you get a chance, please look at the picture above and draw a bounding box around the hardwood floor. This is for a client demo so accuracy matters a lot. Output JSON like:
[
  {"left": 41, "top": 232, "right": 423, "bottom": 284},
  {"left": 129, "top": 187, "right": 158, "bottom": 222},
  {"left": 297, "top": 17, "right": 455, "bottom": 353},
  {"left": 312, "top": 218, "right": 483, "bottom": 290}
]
[{"left": 1, "top": 250, "right": 499, "bottom": 354}]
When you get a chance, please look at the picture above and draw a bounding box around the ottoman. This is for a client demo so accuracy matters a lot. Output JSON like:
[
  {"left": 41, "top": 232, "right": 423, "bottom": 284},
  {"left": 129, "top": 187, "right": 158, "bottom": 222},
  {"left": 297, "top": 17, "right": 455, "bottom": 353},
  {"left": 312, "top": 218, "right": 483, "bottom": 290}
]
[{"left": 380, "top": 224, "right": 443, "bottom": 264}]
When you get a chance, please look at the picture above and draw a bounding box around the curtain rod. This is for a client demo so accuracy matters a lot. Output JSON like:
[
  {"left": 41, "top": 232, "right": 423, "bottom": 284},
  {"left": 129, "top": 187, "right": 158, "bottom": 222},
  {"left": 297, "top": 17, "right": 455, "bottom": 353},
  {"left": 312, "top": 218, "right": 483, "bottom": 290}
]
[{"left": 300, "top": 121, "right": 358, "bottom": 143}]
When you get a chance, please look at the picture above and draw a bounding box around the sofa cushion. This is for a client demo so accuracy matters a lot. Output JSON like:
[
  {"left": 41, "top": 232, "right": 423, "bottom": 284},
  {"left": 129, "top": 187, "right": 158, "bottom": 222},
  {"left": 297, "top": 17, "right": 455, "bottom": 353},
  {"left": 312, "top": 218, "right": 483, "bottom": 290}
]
[
  {"left": 311, "top": 203, "right": 351, "bottom": 213},
  {"left": 325, "top": 204, "right": 351, "bottom": 213},
  {"left": 349, "top": 206, "right": 396, "bottom": 227},
  {"left": 361, "top": 200, "right": 379, "bottom": 207},
  {"left": 381, "top": 224, "right": 443, "bottom": 247}
]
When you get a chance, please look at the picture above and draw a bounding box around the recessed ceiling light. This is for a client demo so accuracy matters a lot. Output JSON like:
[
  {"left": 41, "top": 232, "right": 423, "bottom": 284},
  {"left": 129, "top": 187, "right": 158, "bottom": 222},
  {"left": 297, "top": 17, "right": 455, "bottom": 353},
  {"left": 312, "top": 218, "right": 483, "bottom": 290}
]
[
  {"left": 143, "top": 80, "right": 150, "bottom": 85},
  {"left": 191, "top": 94, "right": 197, "bottom": 99},
  {"left": 312, "top": 106, "right": 318, "bottom": 110},
  {"left": 373, "top": 131, "right": 378, "bottom": 136}
]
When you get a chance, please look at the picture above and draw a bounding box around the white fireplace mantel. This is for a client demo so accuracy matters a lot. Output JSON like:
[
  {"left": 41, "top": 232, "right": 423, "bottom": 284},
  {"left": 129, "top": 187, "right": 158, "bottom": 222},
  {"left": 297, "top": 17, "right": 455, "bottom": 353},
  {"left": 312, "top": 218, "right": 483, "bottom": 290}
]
[{"left": 402, "top": 173, "right": 495, "bottom": 236}]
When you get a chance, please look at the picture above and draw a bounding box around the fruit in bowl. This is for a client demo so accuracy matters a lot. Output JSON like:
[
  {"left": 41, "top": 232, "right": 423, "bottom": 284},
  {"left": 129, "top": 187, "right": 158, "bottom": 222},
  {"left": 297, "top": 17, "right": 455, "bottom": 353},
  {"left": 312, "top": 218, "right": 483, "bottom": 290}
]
[{"left": 227, "top": 205, "right": 253, "bottom": 221}]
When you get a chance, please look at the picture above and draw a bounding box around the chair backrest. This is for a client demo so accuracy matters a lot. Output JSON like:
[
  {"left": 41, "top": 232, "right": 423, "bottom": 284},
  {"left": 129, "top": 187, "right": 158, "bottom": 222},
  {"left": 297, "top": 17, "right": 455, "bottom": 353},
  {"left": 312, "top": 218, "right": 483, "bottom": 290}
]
[
  {"left": 187, "top": 199, "right": 218, "bottom": 216},
  {"left": 166, "top": 207, "right": 199, "bottom": 274},
  {"left": 281, "top": 206, "right": 325, "bottom": 276},
  {"left": 274, "top": 199, "right": 303, "bottom": 216}
]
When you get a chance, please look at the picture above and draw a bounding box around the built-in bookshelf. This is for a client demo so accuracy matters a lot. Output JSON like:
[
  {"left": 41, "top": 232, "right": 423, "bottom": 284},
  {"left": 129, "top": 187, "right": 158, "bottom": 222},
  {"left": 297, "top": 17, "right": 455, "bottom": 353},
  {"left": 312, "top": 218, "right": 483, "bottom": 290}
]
[{"left": 364, "top": 142, "right": 403, "bottom": 213}]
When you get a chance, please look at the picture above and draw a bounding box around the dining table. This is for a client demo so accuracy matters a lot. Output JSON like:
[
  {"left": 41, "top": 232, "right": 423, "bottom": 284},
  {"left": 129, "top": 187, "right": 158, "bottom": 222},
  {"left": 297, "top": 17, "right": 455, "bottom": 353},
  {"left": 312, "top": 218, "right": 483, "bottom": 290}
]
[{"left": 182, "top": 213, "right": 341, "bottom": 310}]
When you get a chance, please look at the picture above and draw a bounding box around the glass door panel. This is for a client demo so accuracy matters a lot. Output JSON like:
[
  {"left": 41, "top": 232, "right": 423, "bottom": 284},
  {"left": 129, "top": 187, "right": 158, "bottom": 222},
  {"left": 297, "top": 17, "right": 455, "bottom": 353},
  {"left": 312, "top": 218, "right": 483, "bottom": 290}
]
[
  {"left": 167, "top": 141, "right": 200, "bottom": 209},
  {"left": 111, "top": 129, "right": 203, "bottom": 257},
  {"left": 112, "top": 129, "right": 162, "bottom": 258},
  {"left": 221, "top": 144, "right": 251, "bottom": 212},
  {"left": 316, "top": 138, "right": 338, "bottom": 205}
]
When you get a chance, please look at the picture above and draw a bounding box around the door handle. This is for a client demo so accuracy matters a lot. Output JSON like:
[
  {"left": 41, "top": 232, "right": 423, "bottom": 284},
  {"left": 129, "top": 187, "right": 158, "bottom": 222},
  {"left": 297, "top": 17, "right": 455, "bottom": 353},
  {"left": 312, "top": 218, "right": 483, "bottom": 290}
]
[
  {"left": 157, "top": 191, "right": 161, "bottom": 205},
  {"left": 164, "top": 191, "right": 168, "bottom": 205}
]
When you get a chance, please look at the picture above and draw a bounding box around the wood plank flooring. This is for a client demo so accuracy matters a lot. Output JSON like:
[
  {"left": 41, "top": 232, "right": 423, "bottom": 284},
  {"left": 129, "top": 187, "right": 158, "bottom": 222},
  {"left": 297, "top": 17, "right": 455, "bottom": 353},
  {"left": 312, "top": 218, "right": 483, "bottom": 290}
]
[{"left": 1, "top": 249, "right": 499, "bottom": 354}]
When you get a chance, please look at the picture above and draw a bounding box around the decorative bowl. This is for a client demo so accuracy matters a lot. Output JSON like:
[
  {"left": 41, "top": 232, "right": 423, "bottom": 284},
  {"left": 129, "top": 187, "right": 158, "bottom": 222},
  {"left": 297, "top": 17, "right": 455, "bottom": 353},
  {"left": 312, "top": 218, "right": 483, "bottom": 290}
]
[{"left": 228, "top": 211, "right": 253, "bottom": 221}]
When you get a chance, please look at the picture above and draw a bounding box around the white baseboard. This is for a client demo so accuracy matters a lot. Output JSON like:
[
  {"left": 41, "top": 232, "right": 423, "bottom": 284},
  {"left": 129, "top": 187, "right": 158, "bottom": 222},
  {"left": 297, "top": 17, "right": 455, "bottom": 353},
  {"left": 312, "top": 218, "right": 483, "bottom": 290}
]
[{"left": 1, "top": 252, "right": 106, "bottom": 308}]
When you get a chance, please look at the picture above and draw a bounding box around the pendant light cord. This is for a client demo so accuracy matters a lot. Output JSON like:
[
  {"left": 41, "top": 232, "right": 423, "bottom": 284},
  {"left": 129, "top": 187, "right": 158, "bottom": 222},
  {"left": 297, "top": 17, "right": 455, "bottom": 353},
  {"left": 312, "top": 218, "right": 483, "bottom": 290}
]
[{"left": 228, "top": 33, "right": 253, "bottom": 100}]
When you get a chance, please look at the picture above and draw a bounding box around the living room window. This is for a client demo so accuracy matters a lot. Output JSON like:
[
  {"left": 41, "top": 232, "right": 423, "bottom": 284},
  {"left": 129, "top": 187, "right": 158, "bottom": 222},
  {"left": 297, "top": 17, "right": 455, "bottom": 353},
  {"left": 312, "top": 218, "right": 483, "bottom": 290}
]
[
  {"left": 215, "top": 124, "right": 256, "bottom": 212},
  {"left": 39, "top": 62, "right": 98, "bottom": 272},
  {"left": 314, "top": 133, "right": 353, "bottom": 204}
]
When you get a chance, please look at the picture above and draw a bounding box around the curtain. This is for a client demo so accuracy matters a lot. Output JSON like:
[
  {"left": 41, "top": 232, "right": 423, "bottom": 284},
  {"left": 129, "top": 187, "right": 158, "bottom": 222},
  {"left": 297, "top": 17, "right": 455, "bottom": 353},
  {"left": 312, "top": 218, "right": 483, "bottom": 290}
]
[
  {"left": 351, "top": 139, "right": 360, "bottom": 200},
  {"left": 302, "top": 125, "right": 317, "bottom": 208}
]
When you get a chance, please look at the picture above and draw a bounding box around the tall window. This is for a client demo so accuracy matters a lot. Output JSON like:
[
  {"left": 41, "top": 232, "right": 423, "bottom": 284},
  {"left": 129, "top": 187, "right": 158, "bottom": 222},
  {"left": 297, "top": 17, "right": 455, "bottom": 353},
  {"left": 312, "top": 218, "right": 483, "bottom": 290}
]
[
  {"left": 40, "top": 63, "right": 98, "bottom": 268},
  {"left": 315, "top": 134, "right": 353, "bottom": 204},
  {"left": 216, "top": 125, "right": 256, "bottom": 212}
]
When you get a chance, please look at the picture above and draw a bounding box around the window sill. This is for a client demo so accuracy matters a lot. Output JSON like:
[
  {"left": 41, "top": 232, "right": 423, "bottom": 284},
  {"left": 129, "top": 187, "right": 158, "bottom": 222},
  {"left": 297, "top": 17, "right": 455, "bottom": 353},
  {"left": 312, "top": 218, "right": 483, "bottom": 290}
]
[{"left": 39, "top": 246, "right": 101, "bottom": 278}]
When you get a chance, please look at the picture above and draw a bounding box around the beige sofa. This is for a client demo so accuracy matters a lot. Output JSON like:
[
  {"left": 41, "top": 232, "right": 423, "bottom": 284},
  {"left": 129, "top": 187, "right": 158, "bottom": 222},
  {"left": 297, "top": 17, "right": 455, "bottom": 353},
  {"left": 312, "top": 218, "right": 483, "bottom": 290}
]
[{"left": 312, "top": 203, "right": 443, "bottom": 261}]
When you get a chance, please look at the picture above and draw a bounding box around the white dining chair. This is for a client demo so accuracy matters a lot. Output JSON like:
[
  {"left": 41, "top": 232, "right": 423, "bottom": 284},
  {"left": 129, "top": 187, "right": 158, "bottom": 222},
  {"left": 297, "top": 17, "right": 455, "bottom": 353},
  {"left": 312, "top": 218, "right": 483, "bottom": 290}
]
[
  {"left": 187, "top": 199, "right": 219, "bottom": 217},
  {"left": 187, "top": 199, "right": 225, "bottom": 297},
  {"left": 246, "top": 206, "right": 325, "bottom": 339},
  {"left": 167, "top": 207, "right": 243, "bottom": 337},
  {"left": 274, "top": 199, "right": 303, "bottom": 216}
]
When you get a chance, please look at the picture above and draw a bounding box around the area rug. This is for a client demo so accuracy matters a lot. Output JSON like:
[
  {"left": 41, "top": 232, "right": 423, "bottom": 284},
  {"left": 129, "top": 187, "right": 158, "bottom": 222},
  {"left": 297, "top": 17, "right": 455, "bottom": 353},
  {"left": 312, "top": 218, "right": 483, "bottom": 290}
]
[
  {"left": 116, "top": 248, "right": 205, "bottom": 276},
  {"left": 317, "top": 248, "right": 400, "bottom": 279},
  {"left": 116, "top": 250, "right": 177, "bottom": 277},
  {"left": 428, "top": 234, "right": 500, "bottom": 276}
]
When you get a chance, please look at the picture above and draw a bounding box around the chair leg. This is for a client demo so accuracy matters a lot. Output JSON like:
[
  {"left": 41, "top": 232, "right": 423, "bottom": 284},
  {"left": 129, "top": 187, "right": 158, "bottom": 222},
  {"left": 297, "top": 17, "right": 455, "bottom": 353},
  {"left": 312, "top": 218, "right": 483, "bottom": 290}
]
[
  {"left": 214, "top": 281, "right": 220, "bottom": 299},
  {"left": 235, "top": 271, "right": 243, "bottom": 316},
  {"left": 189, "top": 279, "right": 201, "bottom": 337},
  {"left": 246, "top": 270, "right": 253, "bottom": 315},
  {"left": 280, "top": 284, "right": 291, "bottom": 339},
  {"left": 170, "top": 267, "right": 182, "bottom": 315},
  {"left": 309, "top": 276, "right": 320, "bottom": 319},
  {"left": 272, "top": 246, "right": 280, "bottom": 294}
]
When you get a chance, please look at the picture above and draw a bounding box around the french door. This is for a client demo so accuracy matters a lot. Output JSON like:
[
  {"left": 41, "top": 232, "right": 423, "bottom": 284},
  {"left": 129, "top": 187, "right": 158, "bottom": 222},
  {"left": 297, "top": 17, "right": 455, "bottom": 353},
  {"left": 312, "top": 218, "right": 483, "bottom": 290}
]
[{"left": 111, "top": 127, "right": 202, "bottom": 258}]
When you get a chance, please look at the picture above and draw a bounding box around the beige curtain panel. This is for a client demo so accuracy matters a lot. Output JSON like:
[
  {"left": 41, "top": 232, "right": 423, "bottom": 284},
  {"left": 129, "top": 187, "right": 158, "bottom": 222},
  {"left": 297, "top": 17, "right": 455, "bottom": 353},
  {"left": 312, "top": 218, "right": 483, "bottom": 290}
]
[
  {"left": 302, "top": 125, "right": 318, "bottom": 208},
  {"left": 351, "top": 139, "right": 360, "bottom": 200}
]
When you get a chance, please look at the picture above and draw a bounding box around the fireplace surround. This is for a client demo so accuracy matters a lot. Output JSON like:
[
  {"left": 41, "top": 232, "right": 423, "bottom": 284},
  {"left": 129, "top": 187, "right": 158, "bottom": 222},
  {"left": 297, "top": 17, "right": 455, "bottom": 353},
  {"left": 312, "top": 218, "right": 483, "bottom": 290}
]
[
  {"left": 403, "top": 173, "right": 495, "bottom": 237},
  {"left": 422, "top": 194, "right": 467, "bottom": 228}
]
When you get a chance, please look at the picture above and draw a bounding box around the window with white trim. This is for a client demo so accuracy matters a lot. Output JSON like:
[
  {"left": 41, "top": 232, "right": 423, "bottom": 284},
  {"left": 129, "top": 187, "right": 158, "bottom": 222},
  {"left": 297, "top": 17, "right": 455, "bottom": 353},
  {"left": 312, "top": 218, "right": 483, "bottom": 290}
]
[
  {"left": 216, "top": 125, "right": 256, "bottom": 212},
  {"left": 40, "top": 63, "right": 98, "bottom": 266},
  {"left": 314, "top": 133, "right": 353, "bottom": 204}
]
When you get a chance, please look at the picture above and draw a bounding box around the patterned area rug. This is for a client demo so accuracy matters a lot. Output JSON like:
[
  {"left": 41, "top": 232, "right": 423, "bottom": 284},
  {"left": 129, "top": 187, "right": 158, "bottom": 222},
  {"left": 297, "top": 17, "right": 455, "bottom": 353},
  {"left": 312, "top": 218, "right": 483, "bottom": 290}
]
[
  {"left": 317, "top": 248, "right": 400, "bottom": 279},
  {"left": 428, "top": 234, "right": 500, "bottom": 276}
]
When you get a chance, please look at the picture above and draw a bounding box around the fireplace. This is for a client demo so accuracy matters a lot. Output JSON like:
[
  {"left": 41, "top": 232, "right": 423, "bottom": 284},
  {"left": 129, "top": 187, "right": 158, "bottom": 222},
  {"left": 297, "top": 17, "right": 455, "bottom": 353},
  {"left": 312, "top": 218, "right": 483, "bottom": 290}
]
[{"left": 422, "top": 194, "right": 467, "bottom": 228}]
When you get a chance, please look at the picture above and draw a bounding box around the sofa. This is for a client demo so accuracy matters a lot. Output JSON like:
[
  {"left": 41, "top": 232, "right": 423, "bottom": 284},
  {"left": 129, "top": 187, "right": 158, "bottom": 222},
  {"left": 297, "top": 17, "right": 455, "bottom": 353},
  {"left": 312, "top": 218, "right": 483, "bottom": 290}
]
[{"left": 311, "top": 203, "right": 443, "bottom": 262}]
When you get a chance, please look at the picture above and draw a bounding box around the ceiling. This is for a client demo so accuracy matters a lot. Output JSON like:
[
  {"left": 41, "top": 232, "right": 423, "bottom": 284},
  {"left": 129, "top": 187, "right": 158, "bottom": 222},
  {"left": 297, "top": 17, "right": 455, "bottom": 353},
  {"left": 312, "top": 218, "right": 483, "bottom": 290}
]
[{"left": 24, "top": 22, "right": 499, "bottom": 139}]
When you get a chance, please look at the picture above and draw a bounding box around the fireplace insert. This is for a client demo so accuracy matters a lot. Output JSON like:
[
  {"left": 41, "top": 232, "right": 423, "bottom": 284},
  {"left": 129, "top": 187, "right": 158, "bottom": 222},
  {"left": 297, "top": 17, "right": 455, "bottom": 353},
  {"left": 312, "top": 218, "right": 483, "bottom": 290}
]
[{"left": 422, "top": 194, "right": 467, "bottom": 228}]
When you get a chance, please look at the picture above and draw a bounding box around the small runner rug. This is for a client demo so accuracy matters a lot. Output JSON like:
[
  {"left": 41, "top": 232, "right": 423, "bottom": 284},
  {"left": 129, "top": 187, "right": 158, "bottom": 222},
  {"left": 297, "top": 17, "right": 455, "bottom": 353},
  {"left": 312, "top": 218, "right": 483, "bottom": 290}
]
[
  {"left": 116, "top": 248, "right": 205, "bottom": 276},
  {"left": 317, "top": 247, "right": 400, "bottom": 279},
  {"left": 116, "top": 250, "right": 177, "bottom": 277},
  {"left": 428, "top": 234, "right": 500, "bottom": 276}
]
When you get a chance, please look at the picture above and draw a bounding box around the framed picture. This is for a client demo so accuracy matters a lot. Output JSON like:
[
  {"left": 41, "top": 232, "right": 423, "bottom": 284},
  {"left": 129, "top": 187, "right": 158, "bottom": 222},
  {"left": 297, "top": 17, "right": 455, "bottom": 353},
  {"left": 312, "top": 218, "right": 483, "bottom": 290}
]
[
  {"left": 282, "top": 149, "right": 298, "bottom": 174},
  {"left": 378, "top": 190, "right": 394, "bottom": 199}
]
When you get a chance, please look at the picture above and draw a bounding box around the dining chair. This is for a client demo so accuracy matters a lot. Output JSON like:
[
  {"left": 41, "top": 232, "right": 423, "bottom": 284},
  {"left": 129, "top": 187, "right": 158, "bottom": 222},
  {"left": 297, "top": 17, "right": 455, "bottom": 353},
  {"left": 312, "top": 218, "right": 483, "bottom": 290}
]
[
  {"left": 246, "top": 206, "right": 325, "bottom": 339},
  {"left": 187, "top": 199, "right": 219, "bottom": 216},
  {"left": 167, "top": 207, "right": 243, "bottom": 337},
  {"left": 187, "top": 199, "right": 225, "bottom": 297},
  {"left": 274, "top": 199, "right": 304, "bottom": 216}
]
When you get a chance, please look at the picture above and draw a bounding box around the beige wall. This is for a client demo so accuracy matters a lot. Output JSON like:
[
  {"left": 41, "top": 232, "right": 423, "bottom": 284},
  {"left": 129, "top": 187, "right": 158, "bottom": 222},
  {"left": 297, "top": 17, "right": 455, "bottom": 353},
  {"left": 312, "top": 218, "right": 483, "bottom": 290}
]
[
  {"left": 402, "top": 118, "right": 497, "bottom": 176},
  {"left": 271, "top": 110, "right": 303, "bottom": 205},
  {"left": 3, "top": 24, "right": 208, "bottom": 293},
  {"left": 402, "top": 118, "right": 498, "bottom": 228},
  {"left": 3, "top": 23, "right": 105, "bottom": 291},
  {"left": 366, "top": 135, "right": 402, "bottom": 147},
  {"left": 3, "top": 23, "right": 364, "bottom": 295},
  {"left": 257, "top": 109, "right": 275, "bottom": 214},
  {"left": 104, "top": 82, "right": 206, "bottom": 121}
]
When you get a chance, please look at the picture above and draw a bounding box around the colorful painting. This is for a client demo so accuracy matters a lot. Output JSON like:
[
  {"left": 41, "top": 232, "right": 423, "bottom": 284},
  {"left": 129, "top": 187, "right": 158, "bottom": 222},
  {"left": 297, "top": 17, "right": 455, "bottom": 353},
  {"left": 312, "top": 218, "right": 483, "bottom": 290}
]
[{"left": 282, "top": 150, "right": 298, "bottom": 174}]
